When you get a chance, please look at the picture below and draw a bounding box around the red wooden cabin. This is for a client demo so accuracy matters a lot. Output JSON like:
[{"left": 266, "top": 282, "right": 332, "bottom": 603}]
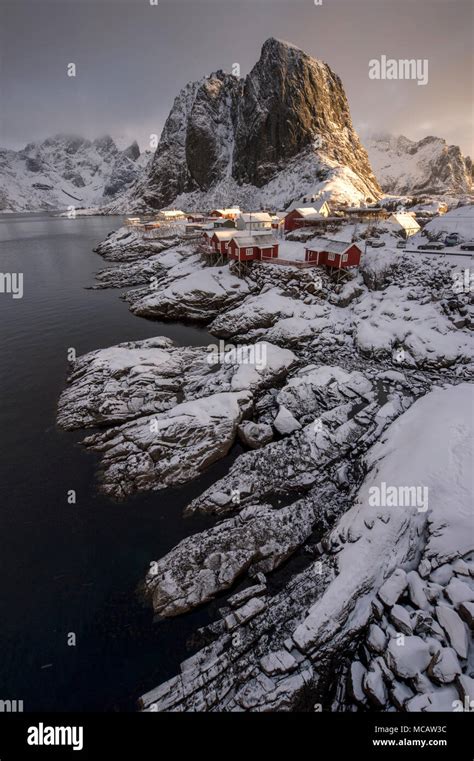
[
  {"left": 304, "top": 238, "right": 362, "bottom": 269},
  {"left": 284, "top": 205, "right": 329, "bottom": 232},
  {"left": 228, "top": 234, "right": 279, "bottom": 262}
]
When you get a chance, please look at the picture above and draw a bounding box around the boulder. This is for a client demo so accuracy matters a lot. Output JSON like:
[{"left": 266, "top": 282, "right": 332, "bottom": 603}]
[
  {"left": 378, "top": 569, "right": 408, "bottom": 608},
  {"left": 385, "top": 636, "right": 432, "bottom": 679},
  {"left": 435, "top": 605, "right": 469, "bottom": 659},
  {"left": 237, "top": 421, "right": 273, "bottom": 449}
]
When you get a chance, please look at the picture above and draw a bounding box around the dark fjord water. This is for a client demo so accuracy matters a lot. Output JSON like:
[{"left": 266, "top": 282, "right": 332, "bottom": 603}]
[{"left": 0, "top": 213, "right": 233, "bottom": 711}]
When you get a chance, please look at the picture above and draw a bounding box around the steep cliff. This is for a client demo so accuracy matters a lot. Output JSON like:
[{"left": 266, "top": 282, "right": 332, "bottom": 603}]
[{"left": 125, "top": 38, "right": 381, "bottom": 211}]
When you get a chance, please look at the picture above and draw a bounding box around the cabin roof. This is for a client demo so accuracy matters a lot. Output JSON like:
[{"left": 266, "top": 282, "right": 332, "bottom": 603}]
[
  {"left": 293, "top": 207, "right": 319, "bottom": 217},
  {"left": 388, "top": 212, "right": 421, "bottom": 230},
  {"left": 159, "top": 209, "right": 185, "bottom": 217},
  {"left": 230, "top": 233, "right": 278, "bottom": 248},
  {"left": 212, "top": 229, "right": 246, "bottom": 241},
  {"left": 305, "top": 237, "right": 359, "bottom": 255},
  {"left": 238, "top": 212, "right": 273, "bottom": 223},
  {"left": 210, "top": 207, "right": 241, "bottom": 215}
]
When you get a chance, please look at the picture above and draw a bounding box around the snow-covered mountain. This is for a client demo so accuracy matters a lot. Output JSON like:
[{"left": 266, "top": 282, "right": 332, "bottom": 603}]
[
  {"left": 112, "top": 38, "right": 381, "bottom": 213},
  {"left": 0, "top": 134, "right": 151, "bottom": 212},
  {"left": 365, "top": 134, "right": 473, "bottom": 197}
]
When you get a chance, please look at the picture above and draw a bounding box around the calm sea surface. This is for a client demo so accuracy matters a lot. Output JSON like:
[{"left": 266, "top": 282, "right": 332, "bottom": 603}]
[{"left": 0, "top": 213, "right": 235, "bottom": 711}]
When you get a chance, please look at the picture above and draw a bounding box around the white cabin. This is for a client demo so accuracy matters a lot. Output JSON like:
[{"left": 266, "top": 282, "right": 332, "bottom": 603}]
[
  {"left": 235, "top": 212, "right": 273, "bottom": 232},
  {"left": 387, "top": 212, "right": 421, "bottom": 238}
]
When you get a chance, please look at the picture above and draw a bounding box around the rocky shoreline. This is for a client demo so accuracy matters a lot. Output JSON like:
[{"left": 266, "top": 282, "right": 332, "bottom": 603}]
[{"left": 57, "top": 225, "right": 473, "bottom": 711}]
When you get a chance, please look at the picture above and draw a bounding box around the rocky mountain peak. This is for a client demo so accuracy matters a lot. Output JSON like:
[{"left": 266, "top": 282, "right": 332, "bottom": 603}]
[
  {"left": 129, "top": 38, "right": 380, "bottom": 211},
  {"left": 122, "top": 140, "right": 140, "bottom": 161}
]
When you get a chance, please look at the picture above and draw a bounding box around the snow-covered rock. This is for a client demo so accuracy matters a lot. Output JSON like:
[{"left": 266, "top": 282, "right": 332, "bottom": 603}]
[
  {"left": 137, "top": 383, "right": 473, "bottom": 712},
  {"left": 385, "top": 636, "right": 432, "bottom": 679},
  {"left": 143, "top": 500, "right": 317, "bottom": 616},
  {"left": 83, "top": 391, "right": 253, "bottom": 499},
  {"left": 427, "top": 648, "right": 461, "bottom": 685},
  {"left": 435, "top": 605, "right": 469, "bottom": 659},
  {"left": 58, "top": 337, "right": 295, "bottom": 431},
  {"left": 273, "top": 406, "right": 302, "bottom": 436},
  {"left": 378, "top": 570, "right": 408, "bottom": 608}
]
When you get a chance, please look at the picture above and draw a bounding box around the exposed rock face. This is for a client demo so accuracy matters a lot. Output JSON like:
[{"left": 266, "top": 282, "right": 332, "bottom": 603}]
[
  {"left": 232, "top": 39, "right": 377, "bottom": 191},
  {"left": 140, "top": 73, "right": 241, "bottom": 209},
  {"left": 125, "top": 38, "right": 380, "bottom": 211},
  {"left": 137, "top": 384, "right": 473, "bottom": 712},
  {"left": 57, "top": 337, "right": 297, "bottom": 498},
  {"left": 144, "top": 500, "right": 317, "bottom": 617},
  {"left": 365, "top": 133, "right": 473, "bottom": 196},
  {"left": 0, "top": 134, "right": 150, "bottom": 211}
]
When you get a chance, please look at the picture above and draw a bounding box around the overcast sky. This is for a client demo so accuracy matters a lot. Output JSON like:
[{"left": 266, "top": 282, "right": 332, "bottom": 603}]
[{"left": 1, "top": 0, "right": 472, "bottom": 155}]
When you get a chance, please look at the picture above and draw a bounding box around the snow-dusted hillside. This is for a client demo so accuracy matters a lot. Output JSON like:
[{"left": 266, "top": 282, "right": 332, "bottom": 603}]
[
  {"left": 365, "top": 134, "right": 473, "bottom": 197},
  {"left": 0, "top": 134, "right": 151, "bottom": 212}
]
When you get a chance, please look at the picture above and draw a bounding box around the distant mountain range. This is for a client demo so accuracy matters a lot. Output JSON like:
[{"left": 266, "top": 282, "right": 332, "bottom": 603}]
[
  {"left": 0, "top": 134, "right": 151, "bottom": 212},
  {"left": 364, "top": 134, "right": 473, "bottom": 197}
]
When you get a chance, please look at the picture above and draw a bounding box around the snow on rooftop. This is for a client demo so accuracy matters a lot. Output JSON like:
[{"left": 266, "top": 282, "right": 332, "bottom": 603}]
[
  {"left": 388, "top": 212, "right": 420, "bottom": 232},
  {"left": 212, "top": 229, "right": 246, "bottom": 240},
  {"left": 238, "top": 212, "right": 273, "bottom": 223},
  {"left": 305, "top": 236, "right": 356, "bottom": 254},
  {"left": 231, "top": 233, "right": 278, "bottom": 248}
]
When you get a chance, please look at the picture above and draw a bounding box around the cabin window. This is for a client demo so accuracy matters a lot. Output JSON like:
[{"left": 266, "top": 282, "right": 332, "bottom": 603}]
[
  {"left": 342, "top": 253, "right": 348, "bottom": 262},
  {"left": 327, "top": 252, "right": 335, "bottom": 261},
  {"left": 245, "top": 248, "right": 253, "bottom": 255}
]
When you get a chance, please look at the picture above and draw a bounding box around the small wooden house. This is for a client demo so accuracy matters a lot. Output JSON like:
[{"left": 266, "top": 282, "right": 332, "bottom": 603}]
[
  {"left": 299, "top": 199, "right": 331, "bottom": 215},
  {"left": 208, "top": 207, "right": 241, "bottom": 221},
  {"left": 304, "top": 238, "right": 362, "bottom": 269},
  {"left": 386, "top": 212, "right": 420, "bottom": 239},
  {"left": 212, "top": 218, "right": 236, "bottom": 229},
  {"left": 157, "top": 209, "right": 186, "bottom": 221},
  {"left": 271, "top": 212, "right": 286, "bottom": 231},
  {"left": 235, "top": 212, "right": 273, "bottom": 232},
  {"left": 228, "top": 234, "right": 279, "bottom": 262},
  {"left": 210, "top": 229, "right": 245, "bottom": 255},
  {"left": 284, "top": 206, "right": 329, "bottom": 232}
]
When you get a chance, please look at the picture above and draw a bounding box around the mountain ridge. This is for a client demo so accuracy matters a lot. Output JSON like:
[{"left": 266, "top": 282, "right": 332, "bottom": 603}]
[
  {"left": 0, "top": 134, "right": 151, "bottom": 212},
  {"left": 364, "top": 133, "right": 473, "bottom": 197}
]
